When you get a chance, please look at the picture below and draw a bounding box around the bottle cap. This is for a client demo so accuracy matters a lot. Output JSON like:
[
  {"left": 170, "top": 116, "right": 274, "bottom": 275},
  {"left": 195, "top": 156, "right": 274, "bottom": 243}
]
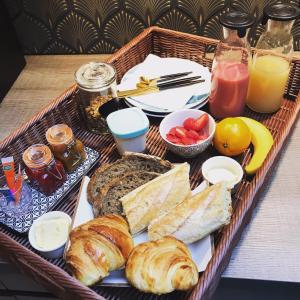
[
  {"left": 74, "top": 62, "right": 116, "bottom": 91},
  {"left": 23, "top": 144, "right": 54, "bottom": 169},
  {"left": 263, "top": 3, "right": 300, "bottom": 24},
  {"left": 219, "top": 11, "right": 254, "bottom": 38}
]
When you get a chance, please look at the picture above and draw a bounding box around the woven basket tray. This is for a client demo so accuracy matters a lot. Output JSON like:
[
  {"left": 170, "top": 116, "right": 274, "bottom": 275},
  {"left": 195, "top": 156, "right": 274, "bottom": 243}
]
[{"left": 0, "top": 27, "right": 300, "bottom": 300}]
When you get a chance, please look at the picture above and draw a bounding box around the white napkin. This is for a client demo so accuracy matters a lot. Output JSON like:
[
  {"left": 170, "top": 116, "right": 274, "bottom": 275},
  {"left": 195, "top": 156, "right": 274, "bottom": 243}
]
[{"left": 118, "top": 54, "right": 211, "bottom": 111}]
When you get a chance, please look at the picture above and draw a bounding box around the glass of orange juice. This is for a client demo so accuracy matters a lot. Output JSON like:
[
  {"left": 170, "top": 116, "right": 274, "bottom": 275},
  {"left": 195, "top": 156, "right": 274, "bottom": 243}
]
[{"left": 246, "top": 3, "right": 299, "bottom": 113}]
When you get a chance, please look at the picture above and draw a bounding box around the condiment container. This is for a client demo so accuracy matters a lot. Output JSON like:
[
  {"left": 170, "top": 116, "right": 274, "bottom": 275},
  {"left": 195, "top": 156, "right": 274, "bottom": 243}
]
[
  {"left": 247, "top": 4, "right": 300, "bottom": 113},
  {"left": 201, "top": 156, "right": 243, "bottom": 190},
  {"left": 29, "top": 211, "right": 71, "bottom": 259},
  {"left": 74, "top": 61, "right": 119, "bottom": 135},
  {"left": 107, "top": 107, "right": 149, "bottom": 155},
  {"left": 46, "top": 124, "right": 86, "bottom": 172},
  {"left": 22, "top": 144, "right": 67, "bottom": 196},
  {"left": 209, "top": 11, "right": 254, "bottom": 119}
]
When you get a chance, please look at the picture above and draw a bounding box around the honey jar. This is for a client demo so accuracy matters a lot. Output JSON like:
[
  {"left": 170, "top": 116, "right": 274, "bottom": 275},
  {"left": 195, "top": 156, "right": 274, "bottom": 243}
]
[
  {"left": 46, "top": 124, "right": 86, "bottom": 172},
  {"left": 23, "top": 144, "right": 67, "bottom": 196}
]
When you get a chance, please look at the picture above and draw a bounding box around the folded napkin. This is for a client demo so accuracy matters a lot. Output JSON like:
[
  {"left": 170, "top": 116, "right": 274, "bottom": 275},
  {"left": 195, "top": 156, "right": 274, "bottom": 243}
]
[{"left": 118, "top": 54, "right": 211, "bottom": 111}]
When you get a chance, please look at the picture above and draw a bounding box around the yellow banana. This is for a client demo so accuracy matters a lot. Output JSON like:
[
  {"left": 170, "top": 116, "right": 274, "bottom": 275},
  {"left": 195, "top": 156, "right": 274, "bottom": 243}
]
[{"left": 238, "top": 117, "right": 274, "bottom": 175}]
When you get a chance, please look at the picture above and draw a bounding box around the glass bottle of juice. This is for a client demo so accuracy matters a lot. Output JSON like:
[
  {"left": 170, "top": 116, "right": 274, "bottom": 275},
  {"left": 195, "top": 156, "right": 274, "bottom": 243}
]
[
  {"left": 247, "top": 3, "right": 300, "bottom": 113},
  {"left": 209, "top": 11, "right": 254, "bottom": 119}
]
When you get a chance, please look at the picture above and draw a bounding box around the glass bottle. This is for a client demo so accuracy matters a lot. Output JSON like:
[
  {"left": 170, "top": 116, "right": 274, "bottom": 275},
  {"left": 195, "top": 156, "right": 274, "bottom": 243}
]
[
  {"left": 22, "top": 144, "right": 67, "bottom": 196},
  {"left": 209, "top": 11, "right": 254, "bottom": 119},
  {"left": 46, "top": 124, "right": 86, "bottom": 173},
  {"left": 74, "top": 62, "right": 119, "bottom": 135},
  {"left": 247, "top": 3, "right": 300, "bottom": 113}
]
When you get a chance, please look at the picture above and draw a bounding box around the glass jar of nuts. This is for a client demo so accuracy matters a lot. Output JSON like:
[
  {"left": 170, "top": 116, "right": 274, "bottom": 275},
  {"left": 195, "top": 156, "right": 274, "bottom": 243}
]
[{"left": 74, "top": 62, "right": 119, "bottom": 134}]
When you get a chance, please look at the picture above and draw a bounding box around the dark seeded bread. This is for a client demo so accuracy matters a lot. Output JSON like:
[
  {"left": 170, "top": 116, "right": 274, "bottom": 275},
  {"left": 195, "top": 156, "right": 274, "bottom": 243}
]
[
  {"left": 92, "top": 171, "right": 159, "bottom": 216},
  {"left": 87, "top": 153, "right": 173, "bottom": 206}
]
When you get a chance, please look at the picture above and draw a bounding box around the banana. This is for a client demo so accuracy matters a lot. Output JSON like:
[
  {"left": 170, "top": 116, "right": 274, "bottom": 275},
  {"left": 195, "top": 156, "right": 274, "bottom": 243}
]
[{"left": 238, "top": 117, "right": 274, "bottom": 175}]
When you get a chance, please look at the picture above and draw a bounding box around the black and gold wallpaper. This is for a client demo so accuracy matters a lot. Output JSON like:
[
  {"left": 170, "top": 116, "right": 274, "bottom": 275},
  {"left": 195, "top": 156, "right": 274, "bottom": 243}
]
[{"left": 3, "top": 0, "right": 300, "bottom": 54}]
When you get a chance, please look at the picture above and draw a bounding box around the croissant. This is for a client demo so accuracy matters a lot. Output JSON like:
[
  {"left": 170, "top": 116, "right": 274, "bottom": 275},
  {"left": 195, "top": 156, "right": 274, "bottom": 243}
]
[
  {"left": 66, "top": 214, "right": 134, "bottom": 286},
  {"left": 125, "top": 236, "right": 199, "bottom": 294}
]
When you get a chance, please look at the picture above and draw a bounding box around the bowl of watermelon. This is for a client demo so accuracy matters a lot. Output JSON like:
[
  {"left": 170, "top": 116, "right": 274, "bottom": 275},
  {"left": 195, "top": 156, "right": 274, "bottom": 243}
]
[{"left": 159, "top": 109, "right": 216, "bottom": 158}]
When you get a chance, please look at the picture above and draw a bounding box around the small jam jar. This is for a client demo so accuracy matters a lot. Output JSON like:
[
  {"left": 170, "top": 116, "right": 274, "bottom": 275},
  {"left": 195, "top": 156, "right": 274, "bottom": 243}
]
[
  {"left": 46, "top": 124, "right": 86, "bottom": 172},
  {"left": 23, "top": 144, "right": 67, "bottom": 196},
  {"left": 74, "top": 62, "right": 119, "bottom": 135}
]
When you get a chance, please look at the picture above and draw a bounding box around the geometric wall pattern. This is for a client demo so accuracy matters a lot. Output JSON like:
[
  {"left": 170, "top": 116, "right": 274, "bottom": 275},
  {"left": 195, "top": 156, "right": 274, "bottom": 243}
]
[{"left": 4, "top": 0, "right": 300, "bottom": 54}]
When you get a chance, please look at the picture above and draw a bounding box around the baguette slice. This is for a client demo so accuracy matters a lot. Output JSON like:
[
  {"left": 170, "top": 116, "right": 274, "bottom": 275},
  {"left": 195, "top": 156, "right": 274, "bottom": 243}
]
[
  {"left": 148, "top": 182, "right": 232, "bottom": 244},
  {"left": 120, "top": 163, "right": 191, "bottom": 235}
]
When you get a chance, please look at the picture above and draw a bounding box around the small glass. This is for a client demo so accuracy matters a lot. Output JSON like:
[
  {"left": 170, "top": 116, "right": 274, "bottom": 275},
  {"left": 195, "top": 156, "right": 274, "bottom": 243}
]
[
  {"left": 74, "top": 62, "right": 119, "bottom": 135},
  {"left": 0, "top": 176, "right": 33, "bottom": 217},
  {"left": 46, "top": 124, "right": 86, "bottom": 172}
]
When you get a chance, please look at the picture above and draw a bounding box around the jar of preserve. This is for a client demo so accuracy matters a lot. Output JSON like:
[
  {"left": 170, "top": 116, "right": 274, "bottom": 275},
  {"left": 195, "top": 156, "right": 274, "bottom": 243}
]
[
  {"left": 23, "top": 144, "right": 67, "bottom": 196},
  {"left": 209, "top": 11, "right": 254, "bottom": 119},
  {"left": 247, "top": 4, "right": 300, "bottom": 113},
  {"left": 75, "top": 62, "right": 119, "bottom": 135},
  {"left": 46, "top": 124, "right": 86, "bottom": 172}
]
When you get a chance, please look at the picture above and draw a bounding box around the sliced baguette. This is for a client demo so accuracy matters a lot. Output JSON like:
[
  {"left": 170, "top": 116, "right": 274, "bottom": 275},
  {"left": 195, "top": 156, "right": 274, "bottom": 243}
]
[
  {"left": 120, "top": 163, "right": 191, "bottom": 235},
  {"left": 148, "top": 182, "right": 232, "bottom": 244}
]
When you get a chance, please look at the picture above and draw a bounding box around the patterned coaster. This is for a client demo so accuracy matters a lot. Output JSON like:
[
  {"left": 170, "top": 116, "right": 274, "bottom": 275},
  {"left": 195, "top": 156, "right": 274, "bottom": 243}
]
[{"left": 0, "top": 147, "right": 100, "bottom": 234}]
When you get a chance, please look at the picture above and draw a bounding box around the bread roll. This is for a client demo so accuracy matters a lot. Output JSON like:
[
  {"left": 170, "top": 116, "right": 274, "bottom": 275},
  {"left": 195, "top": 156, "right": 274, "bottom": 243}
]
[
  {"left": 66, "top": 215, "right": 134, "bottom": 286},
  {"left": 120, "top": 163, "right": 191, "bottom": 234},
  {"left": 125, "top": 236, "right": 198, "bottom": 294},
  {"left": 148, "top": 182, "right": 231, "bottom": 244}
]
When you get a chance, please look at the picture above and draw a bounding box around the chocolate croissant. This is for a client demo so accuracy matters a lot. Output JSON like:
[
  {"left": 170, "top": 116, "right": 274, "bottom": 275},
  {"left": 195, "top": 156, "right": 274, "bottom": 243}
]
[
  {"left": 66, "top": 214, "right": 134, "bottom": 286},
  {"left": 125, "top": 236, "right": 199, "bottom": 294}
]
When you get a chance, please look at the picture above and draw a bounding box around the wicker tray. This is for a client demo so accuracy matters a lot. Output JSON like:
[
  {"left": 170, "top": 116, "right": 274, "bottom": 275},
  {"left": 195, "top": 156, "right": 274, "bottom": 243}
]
[{"left": 0, "top": 27, "right": 299, "bottom": 300}]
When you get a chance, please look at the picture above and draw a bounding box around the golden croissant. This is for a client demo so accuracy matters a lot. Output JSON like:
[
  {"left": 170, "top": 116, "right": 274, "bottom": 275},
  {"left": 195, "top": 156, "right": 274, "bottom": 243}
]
[
  {"left": 125, "top": 236, "right": 199, "bottom": 294},
  {"left": 66, "top": 214, "right": 134, "bottom": 286}
]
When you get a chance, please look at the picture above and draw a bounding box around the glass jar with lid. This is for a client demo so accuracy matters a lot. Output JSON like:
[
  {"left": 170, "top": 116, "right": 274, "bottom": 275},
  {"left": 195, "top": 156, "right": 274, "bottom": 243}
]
[
  {"left": 46, "top": 124, "right": 86, "bottom": 172},
  {"left": 247, "top": 3, "right": 300, "bottom": 113},
  {"left": 209, "top": 11, "right": 254, "bottom": 119},
  {"left": 75, "top": 62, "right": 119, "bottom": 134},
  {"left": 23, "top": 144, "right": 67, "bottom": 196}
]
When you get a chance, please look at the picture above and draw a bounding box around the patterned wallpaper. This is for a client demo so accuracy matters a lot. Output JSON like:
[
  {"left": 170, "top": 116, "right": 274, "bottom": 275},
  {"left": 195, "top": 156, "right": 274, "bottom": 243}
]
[{"left": 3, "top": 0, "right": 300, "bottom": 54}]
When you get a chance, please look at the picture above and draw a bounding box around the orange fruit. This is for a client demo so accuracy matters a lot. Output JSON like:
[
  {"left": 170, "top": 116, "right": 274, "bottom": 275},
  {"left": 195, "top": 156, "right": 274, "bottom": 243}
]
[{"left": 213, "top": 118, "right": 251, "bottom": 157}]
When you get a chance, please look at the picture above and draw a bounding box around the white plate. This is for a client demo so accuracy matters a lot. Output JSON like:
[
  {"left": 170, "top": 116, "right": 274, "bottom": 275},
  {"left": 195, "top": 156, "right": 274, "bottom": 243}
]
[
  {"left": 69, "top": 176, "right": 213, "bottom": 286},
  {"left": 124, "top": 97, "right": 209, "bottom": 118},
  {"left": 120, "top": 57, "right": 211, "bottom": 114}
]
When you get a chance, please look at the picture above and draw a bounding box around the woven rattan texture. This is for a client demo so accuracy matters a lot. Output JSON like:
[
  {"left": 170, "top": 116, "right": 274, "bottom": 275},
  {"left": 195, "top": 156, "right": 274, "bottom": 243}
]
[{"left": 0, "top": 27, "right": 299, "bottom": 300}]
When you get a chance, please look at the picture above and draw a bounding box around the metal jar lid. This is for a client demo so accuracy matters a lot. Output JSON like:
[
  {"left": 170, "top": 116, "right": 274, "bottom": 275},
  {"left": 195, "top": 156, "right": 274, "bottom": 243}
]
[
  {"left": 219, "top": 11, "right": 254, "bottom": 38},
  {"left": 74, "top": 62, "right": 116, "bottom": 91},
  {"left": 263, "top": 3, "right": 300, "bottom": 24}
]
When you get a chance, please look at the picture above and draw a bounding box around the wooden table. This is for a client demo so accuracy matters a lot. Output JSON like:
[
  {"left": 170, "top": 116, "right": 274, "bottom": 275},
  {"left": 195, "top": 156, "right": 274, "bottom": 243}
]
[{"left": 0, "top": 55, "right": 300, "bottom": 293}]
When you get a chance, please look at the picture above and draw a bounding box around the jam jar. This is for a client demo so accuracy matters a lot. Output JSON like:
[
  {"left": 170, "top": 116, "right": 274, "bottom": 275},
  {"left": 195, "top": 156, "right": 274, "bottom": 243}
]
[
  {"left": 74, "top": 62, "right": 119, "bottom": 135},
  {"left": 22, "top": 144, "right": 67, "bottom": 196},
  {"left": 46, "top": 124, "right": 86, "bottom": 172}
]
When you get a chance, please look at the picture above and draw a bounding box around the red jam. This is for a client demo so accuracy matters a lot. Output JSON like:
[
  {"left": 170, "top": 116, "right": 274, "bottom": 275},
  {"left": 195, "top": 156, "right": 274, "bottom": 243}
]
[{"left": 22, "top": 144, "right": 67, "bottom": 196}]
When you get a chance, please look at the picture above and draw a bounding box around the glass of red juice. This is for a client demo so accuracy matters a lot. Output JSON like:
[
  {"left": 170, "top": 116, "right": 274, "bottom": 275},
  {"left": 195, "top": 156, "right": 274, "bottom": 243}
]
[{"left": 209, "top": 11, "right": 254, "bottom": 119}]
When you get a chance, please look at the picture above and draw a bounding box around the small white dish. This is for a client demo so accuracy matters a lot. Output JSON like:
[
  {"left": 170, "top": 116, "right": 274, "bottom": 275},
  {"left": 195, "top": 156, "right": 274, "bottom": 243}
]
[
  {"left": 201, "top": 156, "right": 243, "bottom": 190},
  {"left": 29, "top": 211, "right": 71, "bottom": 259},
  {"left": 159, "top": 109, "right": 216, "bottom": 158}
]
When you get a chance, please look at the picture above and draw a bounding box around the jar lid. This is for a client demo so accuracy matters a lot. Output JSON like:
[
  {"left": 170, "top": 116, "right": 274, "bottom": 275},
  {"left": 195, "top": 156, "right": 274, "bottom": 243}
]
[
  {"left": 263, "top": 3, "right": 300, "bottom": 24},
  {"left": 219, "top": 11, "right": 254, "bottom": 37},
  {"left": 74, "top": 62, "right": 116, "bottom": 91},
  {"left": 107, "top": 107, "right": 149, "bottom": 139},
  {"left": 46, "top": 124, "right": 74, "bottom": 146},
  {"left": 23, "top": 144, "right": 53, "bottom": 169}
]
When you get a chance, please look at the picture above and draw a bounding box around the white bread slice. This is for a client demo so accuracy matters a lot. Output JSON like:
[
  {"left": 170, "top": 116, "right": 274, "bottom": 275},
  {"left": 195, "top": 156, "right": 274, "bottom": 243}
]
[
  {"left": 148, "top": 182, "right": 232, "bottom": 244},
  {"left": 120, "top": 163, "right": 191, "bottom": 235}
]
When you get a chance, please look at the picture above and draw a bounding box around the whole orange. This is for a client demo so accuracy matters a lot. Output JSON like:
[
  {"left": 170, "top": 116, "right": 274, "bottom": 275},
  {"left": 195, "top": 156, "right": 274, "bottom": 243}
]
[{"left": 213, "top": 118, "right": 251, "bottom": 156}]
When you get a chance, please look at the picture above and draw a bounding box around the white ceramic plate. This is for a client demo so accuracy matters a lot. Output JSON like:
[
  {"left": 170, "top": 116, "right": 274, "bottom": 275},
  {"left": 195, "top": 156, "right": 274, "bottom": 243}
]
[
  {"left": 120, "top": 57, "right": 211, "bottom": 114},
  {"left": 69, "top": 176, "right": 213, "bottom": 286}
]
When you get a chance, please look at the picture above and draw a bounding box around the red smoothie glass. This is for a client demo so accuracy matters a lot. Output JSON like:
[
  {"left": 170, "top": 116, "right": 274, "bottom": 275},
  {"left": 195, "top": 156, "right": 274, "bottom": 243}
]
[{"left": 209, "top": 11, "right": 254, "bottom": 119}]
